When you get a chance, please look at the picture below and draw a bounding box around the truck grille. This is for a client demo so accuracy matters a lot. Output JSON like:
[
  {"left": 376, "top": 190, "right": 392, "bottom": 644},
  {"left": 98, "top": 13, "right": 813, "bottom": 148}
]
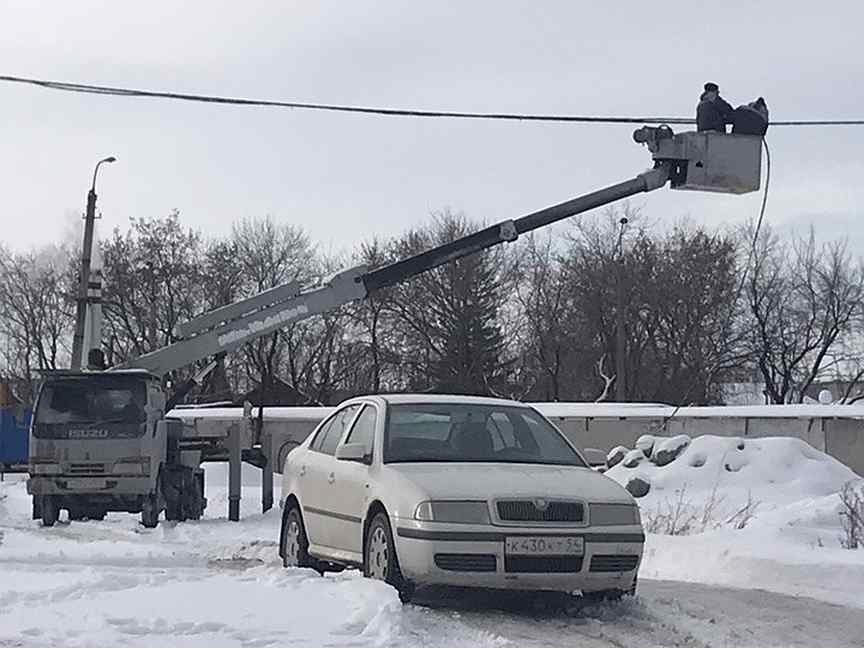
[
  {"left": 496, "top": 500, "right": 584, "bottom": 524},
  {"left": 434, "top": 554, "right": 497, "bottom": 572},
  {"left": 589, "top": 555, "right": 640, "bottom": 572},
  {"left": 505, "top": 556, "right": 583, "bottom": 573},
  {"left": 67, "top": 463, "right": 107, "bottom": 476}
]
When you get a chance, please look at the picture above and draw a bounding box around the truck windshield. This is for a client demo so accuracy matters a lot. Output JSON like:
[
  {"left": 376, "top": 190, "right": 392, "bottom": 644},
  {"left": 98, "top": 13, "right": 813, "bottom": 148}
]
[
  {"left": 384, "top": 403, "right": 587, "bottom": 467},
  {"left": 34, "top": 377, "right": 147, "bottom": 427}
]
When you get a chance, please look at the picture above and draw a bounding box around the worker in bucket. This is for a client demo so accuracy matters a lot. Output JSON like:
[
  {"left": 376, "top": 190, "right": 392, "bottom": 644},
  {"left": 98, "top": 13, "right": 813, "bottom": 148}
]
[
  {"left": 731, "top": 97, "right": 769, "bottom": 136},
  {"left": 696, "top": 82, "right": 734, "bottom": 133}
]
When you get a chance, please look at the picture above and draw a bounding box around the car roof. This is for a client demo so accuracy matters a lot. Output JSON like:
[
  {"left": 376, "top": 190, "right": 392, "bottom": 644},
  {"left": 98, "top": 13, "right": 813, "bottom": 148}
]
[{"left": 346, "top": 393, "right": 531, "bottom": 408}]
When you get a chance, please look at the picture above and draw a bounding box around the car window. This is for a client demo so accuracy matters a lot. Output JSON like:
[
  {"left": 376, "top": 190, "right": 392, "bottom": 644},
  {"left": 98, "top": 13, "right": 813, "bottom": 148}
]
[
  {"left": 311, "top": 405, "right": 361, "bottom": 455},
  {"left": 384, "top": 403, "right": 586, "bottom": 467},
  {"left": 524, "top": 415, "right": 581, "bottom": 461},
  {"left": 310, "top": 415, "right": 337, "bottom": 452},
  {"left": 345, "top": 404, "right": 377, "bottom": 450}
]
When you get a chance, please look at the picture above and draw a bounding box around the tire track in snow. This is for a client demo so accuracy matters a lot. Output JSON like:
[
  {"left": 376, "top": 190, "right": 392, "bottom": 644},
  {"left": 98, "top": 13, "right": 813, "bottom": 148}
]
[{"left": 412, "top": 581, "right": 864, "bottom": 647}]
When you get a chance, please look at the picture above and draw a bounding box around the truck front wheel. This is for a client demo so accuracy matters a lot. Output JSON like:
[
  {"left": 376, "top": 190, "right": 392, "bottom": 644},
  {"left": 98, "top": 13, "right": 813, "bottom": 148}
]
[
  {"left": 40, "top": 496, "right": 59, "bottom": 527},
  {"left": 141, "top": 493, "right": 160, "bottom": 528}
]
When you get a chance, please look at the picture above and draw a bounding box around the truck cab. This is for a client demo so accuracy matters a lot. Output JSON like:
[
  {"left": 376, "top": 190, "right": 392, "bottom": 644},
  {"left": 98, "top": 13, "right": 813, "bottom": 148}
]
[{"left": 27, "top": 370, "right": 171, "bottom": 526}]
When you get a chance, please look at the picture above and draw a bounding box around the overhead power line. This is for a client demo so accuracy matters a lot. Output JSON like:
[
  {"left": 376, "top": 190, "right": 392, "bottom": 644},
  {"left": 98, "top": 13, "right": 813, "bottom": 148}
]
[{"left": 2, "top": 74, "right": 863, "bottom": 126}]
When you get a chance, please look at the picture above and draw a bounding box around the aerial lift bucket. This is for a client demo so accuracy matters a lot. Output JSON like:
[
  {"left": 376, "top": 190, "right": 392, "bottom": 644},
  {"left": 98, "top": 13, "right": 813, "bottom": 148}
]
[{"left": 635, "top": 127, "right": 763, "bottom": 194}]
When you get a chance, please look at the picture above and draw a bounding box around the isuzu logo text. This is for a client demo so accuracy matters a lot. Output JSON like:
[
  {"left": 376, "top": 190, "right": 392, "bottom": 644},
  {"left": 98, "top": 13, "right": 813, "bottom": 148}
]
[{"left": 68, "top": 429, "right": 110, "bottom": 439}]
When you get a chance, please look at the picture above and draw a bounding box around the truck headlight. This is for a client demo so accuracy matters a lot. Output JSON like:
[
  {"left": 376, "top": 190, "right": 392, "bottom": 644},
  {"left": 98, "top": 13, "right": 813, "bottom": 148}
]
[
  {"left": 30, "top": 463, "right": 62, "bottom": 475},
  {"left": 414, "top": 500, "right": 490, "bottom": 524},
  {"left": 588, "top": 503, "right": 641, "bottom": 526}
]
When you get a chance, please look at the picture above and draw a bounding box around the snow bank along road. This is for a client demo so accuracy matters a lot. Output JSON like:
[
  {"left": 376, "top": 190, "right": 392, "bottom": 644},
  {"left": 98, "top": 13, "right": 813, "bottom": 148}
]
[{"left": 2, "top": 467, "right": 863, "bottom": 648}]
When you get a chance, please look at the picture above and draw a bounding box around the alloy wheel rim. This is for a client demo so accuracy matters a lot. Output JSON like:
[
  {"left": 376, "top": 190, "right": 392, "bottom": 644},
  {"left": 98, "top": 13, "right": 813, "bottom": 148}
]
[
  {"left": 285, "top": 517, "right": 301, "bottom": 566},
  {"left": 368, "top": 526, "right": 389, "bottom": 580}
]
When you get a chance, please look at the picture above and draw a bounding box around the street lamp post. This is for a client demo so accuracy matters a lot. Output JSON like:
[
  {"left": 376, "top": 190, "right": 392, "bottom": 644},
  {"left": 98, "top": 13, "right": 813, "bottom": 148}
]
[
  {"left": 614, "top": 216, "right": 628, "bottom": 401},
  {"left": 71, "top": 156, "right": 116, "bottom": 370}
]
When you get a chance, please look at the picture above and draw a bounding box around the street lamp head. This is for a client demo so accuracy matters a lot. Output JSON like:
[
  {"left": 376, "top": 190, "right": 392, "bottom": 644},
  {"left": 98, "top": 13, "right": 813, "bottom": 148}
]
[{"left": 91, "top": 156, "right": 117, "bottom": 192}]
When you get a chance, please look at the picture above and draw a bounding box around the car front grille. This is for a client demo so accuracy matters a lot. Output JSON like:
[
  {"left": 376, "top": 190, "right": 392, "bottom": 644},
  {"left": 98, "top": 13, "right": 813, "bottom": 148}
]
[
  {"left": 67, "top": 463, "right": 107, "bottom": 476},
  {"left": 505, "top": 555, "right": 583, "bottom": 573},
  {"left": 496, "top": 500, "right": 584, "bottom": 524},
  {"left": 434, "top": 553, "right": 497, "bottom": 572},
  {"left": 589, "top": 554, "right": 640, "bottom": 572}
]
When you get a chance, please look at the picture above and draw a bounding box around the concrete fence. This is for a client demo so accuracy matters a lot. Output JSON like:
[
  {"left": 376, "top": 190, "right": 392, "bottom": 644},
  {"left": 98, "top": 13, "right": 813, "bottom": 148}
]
[
  {"left": 171, "top": 402, "right": 864, "bottom": 478},
  {"left": 550, "top": 412, "right": 864, "bottom": 477}
]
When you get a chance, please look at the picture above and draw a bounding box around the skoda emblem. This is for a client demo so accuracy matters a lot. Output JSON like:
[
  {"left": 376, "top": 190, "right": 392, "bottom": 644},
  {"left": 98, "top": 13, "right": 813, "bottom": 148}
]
[{"left": 533, "top": 498, "right": 549, "bottom": 510}]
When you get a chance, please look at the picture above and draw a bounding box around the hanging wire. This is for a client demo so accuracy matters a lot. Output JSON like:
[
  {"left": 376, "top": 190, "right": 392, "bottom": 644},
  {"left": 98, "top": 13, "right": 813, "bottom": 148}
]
[{"left": 1, "top": 75, "right": 862, "bottom": 126}]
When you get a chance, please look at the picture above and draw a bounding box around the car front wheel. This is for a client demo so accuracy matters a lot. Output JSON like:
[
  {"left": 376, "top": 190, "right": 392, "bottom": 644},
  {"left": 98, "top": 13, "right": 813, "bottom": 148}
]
[{"left": 363, "top": 512, "right": 414, "bottom": 603}]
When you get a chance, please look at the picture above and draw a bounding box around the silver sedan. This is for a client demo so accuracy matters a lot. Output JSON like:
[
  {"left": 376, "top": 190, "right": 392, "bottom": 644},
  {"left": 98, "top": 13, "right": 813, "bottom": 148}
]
[{"left": 279, "top": 394, "right": 644, "bottom": 603}]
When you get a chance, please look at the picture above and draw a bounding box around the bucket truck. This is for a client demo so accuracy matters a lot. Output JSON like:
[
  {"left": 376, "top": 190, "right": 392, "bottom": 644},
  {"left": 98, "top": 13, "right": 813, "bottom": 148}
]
[{"left": 26, "top": 128, "right": 763, "bottom": 527}]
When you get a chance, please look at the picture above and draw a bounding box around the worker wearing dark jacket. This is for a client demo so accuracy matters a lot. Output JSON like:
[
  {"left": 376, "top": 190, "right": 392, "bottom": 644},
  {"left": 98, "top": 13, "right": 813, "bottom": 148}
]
[
  {"left": 696, "top": 82, "right": 734, "bottom": 133},
  {"left": 731, "top": 97, "right": 769, "bottom": 136}
]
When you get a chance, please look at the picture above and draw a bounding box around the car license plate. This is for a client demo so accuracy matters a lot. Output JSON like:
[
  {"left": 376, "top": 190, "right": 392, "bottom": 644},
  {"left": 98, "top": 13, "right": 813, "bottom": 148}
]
[
  {"left": 505, "top": 536, "right": 584, "bottom": 556},
  {"left": 65, "top": 478, "right": 107, "bottom": 490}
]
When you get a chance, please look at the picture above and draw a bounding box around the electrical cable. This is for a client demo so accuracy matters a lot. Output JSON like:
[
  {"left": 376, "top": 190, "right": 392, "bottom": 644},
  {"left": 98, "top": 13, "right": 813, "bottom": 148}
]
[
  {"left": 1, "top": 75, "right": 863, "bottom": 126},
  {"left": 0, "top": 72, "right": 796, "bottom": 416}
]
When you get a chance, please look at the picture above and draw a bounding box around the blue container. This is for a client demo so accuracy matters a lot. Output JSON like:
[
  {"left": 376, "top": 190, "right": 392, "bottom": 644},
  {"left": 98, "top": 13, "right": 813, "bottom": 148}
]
[{"left": 0, "top": 408, "right": 30, "bottom": 466}]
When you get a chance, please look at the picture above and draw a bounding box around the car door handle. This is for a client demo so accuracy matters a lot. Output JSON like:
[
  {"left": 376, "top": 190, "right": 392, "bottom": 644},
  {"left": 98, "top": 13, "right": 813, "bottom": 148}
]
[
  {"left": 299, "top": 465, "right": 306, "bottom": 477},
  {"left": 327, "top": 472, "right": 335, "bottom": 484}
]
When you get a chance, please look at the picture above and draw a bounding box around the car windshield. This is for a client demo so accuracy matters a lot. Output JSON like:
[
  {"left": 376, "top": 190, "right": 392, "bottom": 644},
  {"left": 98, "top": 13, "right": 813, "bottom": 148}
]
[
  {"left": 35, "top": 377, "right": 147, "bottom": 426},
  {"left": 384, "top": 403, "right": 586, "bottom": 466}
]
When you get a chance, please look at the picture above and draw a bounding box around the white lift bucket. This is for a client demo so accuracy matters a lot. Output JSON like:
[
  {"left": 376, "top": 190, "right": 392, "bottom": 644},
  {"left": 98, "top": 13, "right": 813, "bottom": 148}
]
[{"left": 635, "top": 128, "right": 763, "bottom": 194}]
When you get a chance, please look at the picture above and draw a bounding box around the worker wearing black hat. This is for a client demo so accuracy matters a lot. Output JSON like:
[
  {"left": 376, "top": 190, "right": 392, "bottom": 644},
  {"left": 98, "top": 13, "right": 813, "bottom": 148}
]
[{"left": 697, "top": 82, "right": 734, "bottom": 133}]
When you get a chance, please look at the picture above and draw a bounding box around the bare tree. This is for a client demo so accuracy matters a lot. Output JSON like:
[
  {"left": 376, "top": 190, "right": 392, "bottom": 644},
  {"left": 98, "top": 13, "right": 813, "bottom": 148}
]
[
  {"left": 341, "top": 238, "right": 401, "bottom": 394},
  {"left": 839, "top": 481, "right": 864, "bottom": 549},
  {"left": 229, "top": 217, "right": 317, "bottom": 398},
  {"left": 746, "top": 226, "right": 864, "bottom": 403},
  {"left": 0, "top": 244, "right": 75, "bottom": 401},
  {"left": 594, "top": 353, "right": 616, "bottom": 403},
  {"left": 560, "top": 210, "right": 740, "bottom": 403},
  {"left": 383, "top": 211, "right": 513, "bottom": 395},
  {"left": 511, "top": 232, "right": 580, "bottom": 401},
  {"left": 101, "top": 212, "right": 205, "bottom": 365}
]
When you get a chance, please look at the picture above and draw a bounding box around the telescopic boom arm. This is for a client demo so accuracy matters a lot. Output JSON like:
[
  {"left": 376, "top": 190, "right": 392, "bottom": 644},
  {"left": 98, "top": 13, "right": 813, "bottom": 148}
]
[{"left": 120, "top": 127, "right": 761, "bottom": 378}]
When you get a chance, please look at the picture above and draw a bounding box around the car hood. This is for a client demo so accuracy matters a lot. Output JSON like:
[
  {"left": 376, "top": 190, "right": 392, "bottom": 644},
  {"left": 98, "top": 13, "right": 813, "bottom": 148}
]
[{"left": 386, "top": 462, "right": 633, "bottom": 504}]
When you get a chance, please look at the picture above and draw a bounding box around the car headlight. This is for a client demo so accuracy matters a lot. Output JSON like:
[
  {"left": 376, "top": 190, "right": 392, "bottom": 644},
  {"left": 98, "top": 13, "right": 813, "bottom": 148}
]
[
  {"left": 589, "top": 502, "right": 641, "bottom": 526},
  {"left": 30, "top": 463, "right": 62, "bottom": 475},
  {"left": 414, "top": 500, "right": 490, "bottom": 524}
]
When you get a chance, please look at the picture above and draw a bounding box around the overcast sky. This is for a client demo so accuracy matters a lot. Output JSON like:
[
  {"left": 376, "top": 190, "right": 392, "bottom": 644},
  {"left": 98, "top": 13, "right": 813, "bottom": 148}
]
[{"left": 2, "top": 1, "right": 863, "bottom": 257}]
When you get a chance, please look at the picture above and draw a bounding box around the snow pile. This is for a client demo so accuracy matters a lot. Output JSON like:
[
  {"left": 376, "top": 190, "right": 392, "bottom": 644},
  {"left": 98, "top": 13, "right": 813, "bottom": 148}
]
[
  {"left": 607, "top": 434, "right": 859, "bottom": 525},
  {"left": 606, "top": 434, "right": 864, "bottom": 607}
]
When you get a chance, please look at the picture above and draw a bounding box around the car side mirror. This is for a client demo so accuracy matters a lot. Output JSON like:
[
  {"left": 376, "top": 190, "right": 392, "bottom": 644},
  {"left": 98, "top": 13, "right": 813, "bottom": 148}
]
[
  {"left": 336, "top": 443, "right": 372, "bottom": 465},
  {"left": 582, "top": 447, "right": 608, "bottom": 470}
]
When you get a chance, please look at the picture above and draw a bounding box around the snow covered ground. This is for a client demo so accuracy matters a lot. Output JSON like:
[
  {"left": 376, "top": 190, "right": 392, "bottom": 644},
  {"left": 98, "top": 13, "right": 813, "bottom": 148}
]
[
  {"left": 0, "top": 468, "right": 499, "bottom": 648},
  {"left": 1, "top": 442, "right": 863, "bottom": 647}
]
